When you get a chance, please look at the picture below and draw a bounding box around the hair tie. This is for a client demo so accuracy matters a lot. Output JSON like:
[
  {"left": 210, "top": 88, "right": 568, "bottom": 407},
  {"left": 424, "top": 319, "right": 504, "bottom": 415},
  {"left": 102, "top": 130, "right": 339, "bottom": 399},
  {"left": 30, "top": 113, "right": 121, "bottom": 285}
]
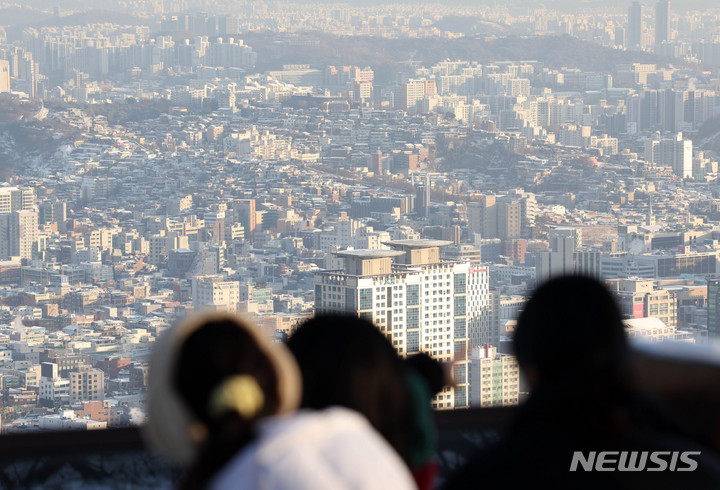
[{"left": 208, "top": 375, "right": 265, "bottom": 420}]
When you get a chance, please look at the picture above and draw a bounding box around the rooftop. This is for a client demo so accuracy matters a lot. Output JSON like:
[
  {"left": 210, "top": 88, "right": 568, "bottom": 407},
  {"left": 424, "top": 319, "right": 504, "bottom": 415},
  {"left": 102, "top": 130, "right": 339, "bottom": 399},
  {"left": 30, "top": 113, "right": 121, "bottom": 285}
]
[
  {"left": 333, "top": 249, "right": 405, "bottom": 259},
  {"left": 385, "top": 239, "right": 454, "bottom": 248}
]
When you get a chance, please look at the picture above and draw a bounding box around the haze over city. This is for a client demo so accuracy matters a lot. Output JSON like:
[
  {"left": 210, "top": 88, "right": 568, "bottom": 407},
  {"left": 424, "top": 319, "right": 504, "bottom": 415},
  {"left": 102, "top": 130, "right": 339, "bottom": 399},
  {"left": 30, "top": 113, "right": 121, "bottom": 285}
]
[{"left": 1, "top": 0, "right": 720, "bottom": 486}]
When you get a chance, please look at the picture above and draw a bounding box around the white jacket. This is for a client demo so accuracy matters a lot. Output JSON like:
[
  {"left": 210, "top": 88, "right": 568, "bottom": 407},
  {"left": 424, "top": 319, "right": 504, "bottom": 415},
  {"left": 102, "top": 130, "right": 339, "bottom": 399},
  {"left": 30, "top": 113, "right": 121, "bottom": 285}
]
[{"left": 210, "top": 407, "right": 416, "bottom": 490}]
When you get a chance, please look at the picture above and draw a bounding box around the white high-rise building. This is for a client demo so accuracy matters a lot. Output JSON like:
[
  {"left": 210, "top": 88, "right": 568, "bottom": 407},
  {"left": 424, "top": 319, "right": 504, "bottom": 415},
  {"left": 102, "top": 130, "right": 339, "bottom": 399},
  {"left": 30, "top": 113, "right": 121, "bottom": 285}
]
[
  {"left": 314, "top": 239, "right": 491, "bottom": 410},
  {"left": 648, "top": 132, "right": 693, "bottom": 178},
  {"left": 0, "top": 209, "right": 38, "bottom": 259},
  {"left": 674, "top": 137, "right": 693, "bottom": 179}
]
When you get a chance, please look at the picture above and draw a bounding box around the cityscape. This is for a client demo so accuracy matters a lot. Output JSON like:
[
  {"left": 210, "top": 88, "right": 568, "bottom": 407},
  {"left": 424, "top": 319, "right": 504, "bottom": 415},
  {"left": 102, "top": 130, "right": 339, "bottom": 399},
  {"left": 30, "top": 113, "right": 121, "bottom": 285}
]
[{"left": 0, "top": 0, "right": 719, "bottom": 436}]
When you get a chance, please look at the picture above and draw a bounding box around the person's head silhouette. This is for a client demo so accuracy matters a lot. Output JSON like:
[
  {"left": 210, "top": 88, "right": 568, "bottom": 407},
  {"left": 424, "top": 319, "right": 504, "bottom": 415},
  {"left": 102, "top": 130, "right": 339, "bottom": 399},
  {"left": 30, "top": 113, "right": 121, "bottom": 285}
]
[
  {"left": 513, "top": 275, "right": 631, "bottom": 390},
  {"left": 287, "top": 314, "right": 412, "bottom": 460}
]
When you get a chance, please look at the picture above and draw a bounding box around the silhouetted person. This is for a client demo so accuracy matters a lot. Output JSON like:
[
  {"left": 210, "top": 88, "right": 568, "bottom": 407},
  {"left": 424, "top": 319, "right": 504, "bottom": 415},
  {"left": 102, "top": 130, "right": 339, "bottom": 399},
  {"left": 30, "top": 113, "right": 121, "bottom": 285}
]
[
  {"left": 145, "top": 313, "right": 414, "bottom": 490},
  {"left": 444, "top": 276, "right": 720, "bottom": 490},
  {"left": 144, "top": 313, "right": 301, "bottom": 489},
  {"left": 404, "top": 352, "right": 446, "bottom": 490},
  {"left": 287, "top": 315, "right": 414, "bottom": 460},
  {"left": 287, "top": 315, "right": 446, "bottom": 488}
]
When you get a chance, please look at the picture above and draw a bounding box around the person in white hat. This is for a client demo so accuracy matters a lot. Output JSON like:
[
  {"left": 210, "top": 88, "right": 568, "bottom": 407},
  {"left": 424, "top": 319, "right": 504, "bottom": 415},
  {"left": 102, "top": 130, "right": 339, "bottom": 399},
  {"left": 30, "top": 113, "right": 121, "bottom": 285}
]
[{"left": 144, "top": 312, "right": 415, "bottom": 490}]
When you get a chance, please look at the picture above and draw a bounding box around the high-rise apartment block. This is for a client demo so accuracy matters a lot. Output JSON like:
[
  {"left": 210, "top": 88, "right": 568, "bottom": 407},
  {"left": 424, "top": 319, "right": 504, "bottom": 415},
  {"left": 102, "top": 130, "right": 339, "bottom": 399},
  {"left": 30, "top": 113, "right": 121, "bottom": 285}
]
[
  {"left": 467, "top": 191, "right": 536, "bottom": 240},
  {"left": 469, "top": 344, "right": 520, "bottom": 408},
  {"left": 468, "top": 195, "right": 497, "bottom": 239},
  {"left": 645, "top": 132, "right": 692, "bottom": 178},
  {"left": 628, "top": 2, "right": 643, "bottom": 50},
  {"left": 0, "top": 187, "right": 35, "bottom": 213},
  {"left": 401, "top": 79, "right": 436, "bottom": 113},
  {"left": 234, "top": 199, "right": 256, "bottom": 241},
  {"left": 535, "top": 235, "right": 575, "bottom": 284},
  {"left": 314, "top": 239, "right": 492, "bottom": 409},
  {"left": 0, "top": 59, "right": 9, "bottom": 93},
  {"left": 655, "top": 1, "right": 670, "bottom": 46},
  {"left": 0, "top": 209, "right": 39, "bottom": 260}
]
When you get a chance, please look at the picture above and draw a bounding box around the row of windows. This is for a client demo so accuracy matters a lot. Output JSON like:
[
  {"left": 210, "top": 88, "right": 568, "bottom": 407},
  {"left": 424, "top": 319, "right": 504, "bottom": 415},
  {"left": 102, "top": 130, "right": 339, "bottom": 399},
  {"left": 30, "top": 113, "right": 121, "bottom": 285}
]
[
  {"left": 407, "top": 331, "right": 419, "bottom": 353},
  {"left": 407, "top": 285, "right": 419, "bottom": 306},
  {"left": 454, "top": 273, "right": 466, "bottom": 293},
  {"left": 359, "top": 288, "right": 373, "bottom": 310},
  {"left": 454, "top": 319, "right": 466, "bottom": 338},
  {"left": 454, "top": 296, "right": 466, "bottom": 316},
  {"left": 454, "top": 386, "right": 467, "bottom": 408}
]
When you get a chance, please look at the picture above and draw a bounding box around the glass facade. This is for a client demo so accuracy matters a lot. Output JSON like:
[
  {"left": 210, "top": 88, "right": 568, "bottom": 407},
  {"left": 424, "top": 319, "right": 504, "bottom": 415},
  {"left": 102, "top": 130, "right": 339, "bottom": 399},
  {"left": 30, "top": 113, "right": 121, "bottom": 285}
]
[
  {"left": 454, "top": 318, "right": 466, "bottom": 338},
  {"left": 407, "top": 307, "right": 419, "bottom": 328},
  {"left": 657, "top": 255, "right": 716, "bottom": 277},
  {"left": 345, "top": 288, "right": 356, "bottom": 310},
  {"left": 453, "top": 363, "right": 467, "bottom": 384},
  {"left": 406, "top": 284, "right": 420, "bottom": 306},
  {"left": 454, "top": 296, "right": 466, "bottom": 316},
  {"left": 359, "top": 288, "right": 373, "bottom": 310},
  {"left": 407, "top": 331, "right": 420, "bottom": 353},
  {"left": 454, "top": 385, "right": 468, "bottom": 408},
  {"left": 454, "top": 273, "right": 466, "bottom": 294}
]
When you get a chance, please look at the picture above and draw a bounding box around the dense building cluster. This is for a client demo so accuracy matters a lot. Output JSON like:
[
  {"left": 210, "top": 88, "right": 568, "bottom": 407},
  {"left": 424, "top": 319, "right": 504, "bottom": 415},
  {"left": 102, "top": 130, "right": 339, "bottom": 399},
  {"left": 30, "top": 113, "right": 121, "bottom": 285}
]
[{"left": 0, "top": 0, "right": 718, "bottom": 431}]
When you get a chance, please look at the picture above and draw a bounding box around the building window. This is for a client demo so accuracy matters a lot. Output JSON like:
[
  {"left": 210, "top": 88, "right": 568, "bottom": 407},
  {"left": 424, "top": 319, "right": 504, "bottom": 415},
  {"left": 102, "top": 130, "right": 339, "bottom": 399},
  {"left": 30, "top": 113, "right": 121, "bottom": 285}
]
[
  {"left": 407, "top": 331, "right": 419, "bottom": 354},
  {"left": 454, "top": 273, "right": 466, "bottom": 293},
  {"left": 454, "top": 319, "right": 466, "bottom": 338},
  {"left": 454, "top": 296, "right": 466, "bottom": 317},
  {"left": 406, "top": 284, "right": 420, "bottom": 306},
  {"left": 359, "top": 288, "right": 373, "bottom": 310}
]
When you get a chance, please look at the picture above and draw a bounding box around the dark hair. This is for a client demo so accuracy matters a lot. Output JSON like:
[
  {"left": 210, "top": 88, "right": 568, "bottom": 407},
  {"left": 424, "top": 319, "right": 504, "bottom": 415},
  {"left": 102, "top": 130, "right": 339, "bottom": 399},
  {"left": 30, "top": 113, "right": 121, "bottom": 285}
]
[
  {"left": 514, "top": 275, "right": 631, "bottom": 385},
  {"left": 287, "top": 314, "right": 413, "bottom": 461},
  {"left": 174, "top": 319, "right": 280, "bottom": 490},
  {"left": 405, "top": 352, "right": 444, "bottom": 395}
]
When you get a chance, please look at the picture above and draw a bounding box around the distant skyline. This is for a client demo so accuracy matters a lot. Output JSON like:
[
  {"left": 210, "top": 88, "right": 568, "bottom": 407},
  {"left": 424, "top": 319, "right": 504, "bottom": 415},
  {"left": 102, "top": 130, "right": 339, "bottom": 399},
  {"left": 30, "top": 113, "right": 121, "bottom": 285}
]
[{"left": 2, "top": 0, "right": 719, "bottom": 13}]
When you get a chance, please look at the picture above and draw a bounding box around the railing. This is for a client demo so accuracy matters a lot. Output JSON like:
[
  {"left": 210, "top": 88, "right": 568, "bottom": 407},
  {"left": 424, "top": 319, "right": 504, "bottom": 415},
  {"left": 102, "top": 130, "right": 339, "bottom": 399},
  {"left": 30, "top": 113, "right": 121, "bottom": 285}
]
[
  {"left": 1, "top": 343, "right": 719, "bottom": 488},
  {"left": 0, "top": 407, "right": 516, "bottom": 489}
]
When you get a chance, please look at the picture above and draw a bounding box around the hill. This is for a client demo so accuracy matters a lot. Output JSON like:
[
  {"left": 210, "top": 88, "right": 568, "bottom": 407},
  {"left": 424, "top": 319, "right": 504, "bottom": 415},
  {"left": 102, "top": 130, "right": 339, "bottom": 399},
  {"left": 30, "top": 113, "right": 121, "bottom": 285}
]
[{"left": 244, "top": 32, "right": 688, "bottom": 83}]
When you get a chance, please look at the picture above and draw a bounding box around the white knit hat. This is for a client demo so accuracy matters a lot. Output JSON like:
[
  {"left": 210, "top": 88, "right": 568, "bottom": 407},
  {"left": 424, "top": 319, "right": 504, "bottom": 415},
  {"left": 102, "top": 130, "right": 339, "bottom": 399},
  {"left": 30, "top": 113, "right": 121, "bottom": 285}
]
[{"left": 143, "top": 312, "right": 302, "bottom": 464}]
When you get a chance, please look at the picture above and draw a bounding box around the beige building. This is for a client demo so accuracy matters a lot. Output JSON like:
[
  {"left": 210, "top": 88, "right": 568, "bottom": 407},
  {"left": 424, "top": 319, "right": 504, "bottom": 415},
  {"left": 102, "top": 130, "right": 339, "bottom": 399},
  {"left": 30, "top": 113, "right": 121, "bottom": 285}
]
[
  {"left": 467, "top": 195, "right": 497, "bottom": 239},
  {"left": 469, "top": 344, "right": 520, "bottom": 408},
  {"left": 192, "top": 274, "right": 240, "bottom": 313},
  {"left": 0, "top": 187, "right": 34, "bottom": 213},
  {"left": 0, "top": 60, "right": 9, "bottom": 93},
  {"left": 467, "top": 191, "right": 536, "bottom": 240},
  {"left": 69, "top": 365, "right": 105, "bottom": 404},
  {"left": 608, "top": 278, "right": 677, "bottom": 327},
  {"left": 0, "top": 209, "right": 38, "bottom": 259}
]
